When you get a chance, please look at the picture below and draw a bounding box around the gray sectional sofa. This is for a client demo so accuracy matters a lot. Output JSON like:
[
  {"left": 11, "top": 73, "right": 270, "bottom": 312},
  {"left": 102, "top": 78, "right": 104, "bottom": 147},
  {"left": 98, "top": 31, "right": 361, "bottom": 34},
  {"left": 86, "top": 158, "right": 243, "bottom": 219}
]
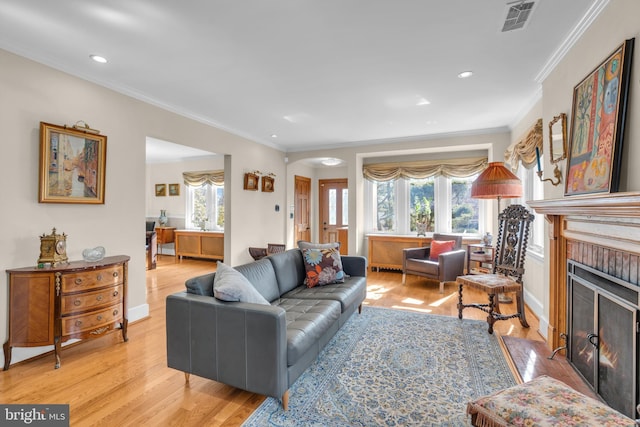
[{"left": 165, "top": 248, "right": 367, "bottom": 409}]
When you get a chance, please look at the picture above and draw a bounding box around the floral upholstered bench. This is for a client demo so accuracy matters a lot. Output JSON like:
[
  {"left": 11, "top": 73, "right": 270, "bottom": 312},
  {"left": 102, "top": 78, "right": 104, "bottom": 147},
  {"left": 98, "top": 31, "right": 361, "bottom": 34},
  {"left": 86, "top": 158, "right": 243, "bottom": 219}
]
[{"left": 467, "top": 375, "right": 638, "bottom": 427}]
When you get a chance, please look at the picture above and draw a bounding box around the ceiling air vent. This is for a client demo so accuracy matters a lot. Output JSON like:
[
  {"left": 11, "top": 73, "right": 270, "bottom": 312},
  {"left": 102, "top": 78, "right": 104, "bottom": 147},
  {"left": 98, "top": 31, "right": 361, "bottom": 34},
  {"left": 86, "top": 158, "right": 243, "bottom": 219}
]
[{"left": 501, "top": 1, "right": 536, "bottom": 32}]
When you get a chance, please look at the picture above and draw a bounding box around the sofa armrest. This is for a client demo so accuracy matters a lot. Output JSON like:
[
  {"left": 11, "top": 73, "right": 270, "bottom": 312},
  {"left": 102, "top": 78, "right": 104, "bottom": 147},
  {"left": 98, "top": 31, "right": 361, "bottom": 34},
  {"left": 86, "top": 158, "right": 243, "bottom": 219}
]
[
  {"left": 166, "top": 292, "right": 288, "bottom": 399},
  {"left": 341, "top": 255, "right": 367, "bottom": 277},
  {"left": 439, "top": 249, "right": 466, "bottom": 282}
]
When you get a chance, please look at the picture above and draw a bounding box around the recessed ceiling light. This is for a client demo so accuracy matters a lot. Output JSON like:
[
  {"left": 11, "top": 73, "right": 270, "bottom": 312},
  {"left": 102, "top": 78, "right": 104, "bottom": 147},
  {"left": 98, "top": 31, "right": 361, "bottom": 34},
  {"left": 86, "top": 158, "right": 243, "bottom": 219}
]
[
  {"left": 271, "top": 134, "right": 278, "bottom": 138},
  {"left": 458, "top": 71, "right": 473, "bottom": 79},
  {"left": 90, "top": 54, "right": 107, "bottom": 63},
  {"left": 416, "top": 97, "right": 431, "bottom": 106}
]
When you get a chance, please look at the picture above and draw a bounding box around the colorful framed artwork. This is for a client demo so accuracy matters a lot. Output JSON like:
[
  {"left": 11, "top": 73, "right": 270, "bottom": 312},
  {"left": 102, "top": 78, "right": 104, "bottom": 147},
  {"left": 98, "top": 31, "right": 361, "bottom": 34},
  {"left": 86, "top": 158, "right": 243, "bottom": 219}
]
[
  {"left": 244, "top": 172, "right": 259, "bottom": 191},
  {"left": 39, "top": 122, "right": 107, "bottom": 204},
  {"left": 262, "top": 176, "right": 274, "bottom": 193},
  {"left": 155, "top": 184, "right": 166, "bottom": 196},
  {"left": 565, "top": 38, "right": 634, "bottom": 196},
  {"left": 168, "top": 183, "right": 180, "bottom": 196}
]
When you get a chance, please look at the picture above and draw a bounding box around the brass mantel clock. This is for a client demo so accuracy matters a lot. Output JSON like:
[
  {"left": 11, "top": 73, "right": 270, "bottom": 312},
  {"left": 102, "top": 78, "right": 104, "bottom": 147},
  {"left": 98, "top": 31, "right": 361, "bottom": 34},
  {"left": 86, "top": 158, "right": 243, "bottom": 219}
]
[{"left": 38, "top": 228, "right": 68, "bottom": 266}]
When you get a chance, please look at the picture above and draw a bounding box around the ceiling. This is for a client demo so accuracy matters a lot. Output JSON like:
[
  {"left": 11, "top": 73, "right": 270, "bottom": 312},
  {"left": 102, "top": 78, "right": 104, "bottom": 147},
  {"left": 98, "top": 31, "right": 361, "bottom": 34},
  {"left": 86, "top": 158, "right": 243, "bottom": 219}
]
[{"left": 0, "top": 1, "right": 601, "bottom": 154}]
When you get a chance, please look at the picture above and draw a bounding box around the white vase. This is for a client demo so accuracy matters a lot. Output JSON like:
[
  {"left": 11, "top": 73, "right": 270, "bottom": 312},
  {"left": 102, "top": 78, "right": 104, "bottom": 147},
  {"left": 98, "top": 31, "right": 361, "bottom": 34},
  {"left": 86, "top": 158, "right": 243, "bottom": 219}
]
[{"left": 482, "top": 232, "right": 492, "bottom": 246}]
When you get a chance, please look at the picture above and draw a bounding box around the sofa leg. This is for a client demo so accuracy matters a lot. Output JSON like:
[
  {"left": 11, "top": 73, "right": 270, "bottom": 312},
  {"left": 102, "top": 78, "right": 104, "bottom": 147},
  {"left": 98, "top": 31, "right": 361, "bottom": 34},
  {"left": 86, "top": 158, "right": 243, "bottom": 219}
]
[
  {"left": 282, "top": 390, "right": 289, "bottom": 411},
  {"left": 402, "top": 273, "right": 406, "bottom": 285},
  {"left": 184, "top": 372, "right": 190, "bottom": 383},
  {"left": 358, "top": 303, "right": 362, "bottom": 314},
  {"left": 439, "top": 282, "right": 444, "bottom": 294}
]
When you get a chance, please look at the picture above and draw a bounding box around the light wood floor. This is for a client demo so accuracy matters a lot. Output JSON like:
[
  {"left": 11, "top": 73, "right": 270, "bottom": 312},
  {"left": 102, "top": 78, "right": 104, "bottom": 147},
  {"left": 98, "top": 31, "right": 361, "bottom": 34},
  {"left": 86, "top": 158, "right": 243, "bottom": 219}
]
[{"left": 1, "top": 255, "right": 547, "bottom": 426}]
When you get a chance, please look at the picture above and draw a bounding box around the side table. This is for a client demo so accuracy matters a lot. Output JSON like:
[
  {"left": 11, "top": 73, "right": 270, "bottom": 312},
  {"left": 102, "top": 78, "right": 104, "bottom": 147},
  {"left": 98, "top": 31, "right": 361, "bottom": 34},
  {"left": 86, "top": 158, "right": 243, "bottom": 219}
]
[
  {"left": 156, "top": 226, "right": 176, "bottom": 255},
  {"left": 467, "top": 244, "right": 493, "bottom": 274}
]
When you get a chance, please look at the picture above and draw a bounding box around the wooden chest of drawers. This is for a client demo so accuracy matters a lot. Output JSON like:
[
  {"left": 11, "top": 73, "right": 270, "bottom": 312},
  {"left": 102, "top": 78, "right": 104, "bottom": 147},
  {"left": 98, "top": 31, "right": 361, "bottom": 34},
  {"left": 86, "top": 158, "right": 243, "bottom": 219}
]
[{"left": 4, "top": 255, "right": 129, "bottom": 370}]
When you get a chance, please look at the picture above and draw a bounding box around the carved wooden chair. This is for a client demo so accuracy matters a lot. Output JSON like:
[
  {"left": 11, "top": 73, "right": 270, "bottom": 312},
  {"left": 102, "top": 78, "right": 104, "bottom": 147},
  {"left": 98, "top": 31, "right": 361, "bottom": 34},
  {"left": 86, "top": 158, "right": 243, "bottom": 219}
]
[{"left": 456, "top": 204, "right": 534, "bottom": 333}]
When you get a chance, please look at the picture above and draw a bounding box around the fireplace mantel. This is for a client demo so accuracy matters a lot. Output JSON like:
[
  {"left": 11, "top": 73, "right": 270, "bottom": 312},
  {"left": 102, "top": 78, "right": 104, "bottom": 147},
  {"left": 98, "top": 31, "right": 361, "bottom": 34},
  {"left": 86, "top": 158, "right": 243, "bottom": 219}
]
[
  {"left": 528, "top": 191, "right": 640, "bottom": 217},
  {"left": 527, "top": 191, "right": 640, "bottom": 351}
]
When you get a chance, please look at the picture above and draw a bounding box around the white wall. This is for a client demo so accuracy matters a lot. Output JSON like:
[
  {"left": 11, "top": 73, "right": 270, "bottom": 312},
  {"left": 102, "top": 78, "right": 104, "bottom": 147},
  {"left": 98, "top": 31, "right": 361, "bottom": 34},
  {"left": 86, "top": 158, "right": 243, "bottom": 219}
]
[
  {"left": 514, "top": 0, "right": 640, "bottom": 337},
  {"left": 0, "top": 49, "right": 286, "bottom": 367}
]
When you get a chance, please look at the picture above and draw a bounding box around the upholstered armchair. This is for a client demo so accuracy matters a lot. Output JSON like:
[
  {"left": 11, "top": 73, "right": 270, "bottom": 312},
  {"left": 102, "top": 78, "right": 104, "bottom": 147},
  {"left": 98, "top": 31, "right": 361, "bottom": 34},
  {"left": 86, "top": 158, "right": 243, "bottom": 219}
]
[{"left": 402, "top": 233, "right": 466, "bottom": 293}]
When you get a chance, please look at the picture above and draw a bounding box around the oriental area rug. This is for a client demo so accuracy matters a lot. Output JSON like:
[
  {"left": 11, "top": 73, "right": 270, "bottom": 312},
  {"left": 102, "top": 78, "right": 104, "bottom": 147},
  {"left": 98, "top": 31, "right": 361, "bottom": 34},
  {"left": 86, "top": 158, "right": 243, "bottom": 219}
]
[{"left": 243, "top": 307, "right": 516, "bottom": 427}]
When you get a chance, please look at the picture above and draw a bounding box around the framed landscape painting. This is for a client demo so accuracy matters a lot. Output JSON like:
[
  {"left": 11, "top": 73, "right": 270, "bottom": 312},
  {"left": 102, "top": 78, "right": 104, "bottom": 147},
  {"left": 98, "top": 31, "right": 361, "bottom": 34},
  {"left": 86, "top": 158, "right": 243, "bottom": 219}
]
[
  {"left": 565, "top": 38, "right": 634, "bottom": 196},
  {"left": 39, "top": 122, "right": 107, "bottom": 204}
]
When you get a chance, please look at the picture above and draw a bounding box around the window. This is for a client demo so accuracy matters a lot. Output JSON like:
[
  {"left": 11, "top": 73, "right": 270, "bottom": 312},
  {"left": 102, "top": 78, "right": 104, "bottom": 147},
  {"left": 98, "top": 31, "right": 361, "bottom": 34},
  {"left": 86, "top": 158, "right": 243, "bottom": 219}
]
[
  {"left": 185, "top": 183, "right": 224, "bottom": 230},
  {"left": 366, "top": 175, "right": 481, "bottom": 235},
  {"left": 517, "top": 164, "right": 544, "bottom": 253}
]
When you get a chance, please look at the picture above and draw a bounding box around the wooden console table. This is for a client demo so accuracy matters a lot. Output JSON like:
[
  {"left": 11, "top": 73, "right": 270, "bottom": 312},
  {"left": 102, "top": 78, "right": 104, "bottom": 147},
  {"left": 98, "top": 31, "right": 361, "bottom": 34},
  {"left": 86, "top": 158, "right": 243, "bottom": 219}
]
[
  {"left": 175, "top": 230, "right": 224, "bottom": 260},
  {"left": 4, "top": 255, "right": 129, "bottom": 370}
]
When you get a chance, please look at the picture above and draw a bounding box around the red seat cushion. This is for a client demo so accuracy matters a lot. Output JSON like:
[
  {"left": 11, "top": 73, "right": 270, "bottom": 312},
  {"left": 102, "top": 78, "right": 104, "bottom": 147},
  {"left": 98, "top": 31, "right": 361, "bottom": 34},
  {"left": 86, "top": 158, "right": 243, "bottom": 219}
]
[{"left": 429, "top": 240, "right": 456, "bottom": 261}]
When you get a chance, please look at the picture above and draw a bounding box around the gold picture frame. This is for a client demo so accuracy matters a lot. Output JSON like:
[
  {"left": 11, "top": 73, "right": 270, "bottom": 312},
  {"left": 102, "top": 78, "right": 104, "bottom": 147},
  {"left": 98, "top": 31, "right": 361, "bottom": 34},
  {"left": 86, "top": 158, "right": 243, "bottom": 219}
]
[
  {"left": 261, "top": 176, "right": 274, "bottom": 193},
  {"left": 244, "top": 172, "right": 259, "bottom": 191},
  {"left": 155, "top": 184, "right": 166, "bottom": 196},
  {"left": 39, "top": 122, "right": 107, "bottom": 204},
  {"left": 168, "top": 183, "right": 180, "bottom": 196}
]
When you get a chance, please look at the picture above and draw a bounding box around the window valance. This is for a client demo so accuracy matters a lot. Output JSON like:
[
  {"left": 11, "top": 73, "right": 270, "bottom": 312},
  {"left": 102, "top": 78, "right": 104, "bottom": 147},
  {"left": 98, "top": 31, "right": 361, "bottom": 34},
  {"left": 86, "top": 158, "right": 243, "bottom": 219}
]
[
  {"left": 363, "top": 157, "right": 488, "bottom": 182},
  {"left": 182, "top": 170, "right": 224, "bottom": 187},
  {"left": 504, "top": 118, "right": 543, "bottom": 172}
]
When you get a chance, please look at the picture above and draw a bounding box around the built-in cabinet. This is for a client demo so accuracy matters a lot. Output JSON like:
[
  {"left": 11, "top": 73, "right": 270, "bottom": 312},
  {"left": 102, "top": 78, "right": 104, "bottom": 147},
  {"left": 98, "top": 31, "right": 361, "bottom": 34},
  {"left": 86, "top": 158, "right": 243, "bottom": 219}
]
[
  {"left": 368, "top": 234, "right": 482, "bottom": 272},
  {"left": 4, "top": 255, "right": 130, "bottom": 370},
  {"left": 175, "top": 230, "right": 224, "bottom": 260}
]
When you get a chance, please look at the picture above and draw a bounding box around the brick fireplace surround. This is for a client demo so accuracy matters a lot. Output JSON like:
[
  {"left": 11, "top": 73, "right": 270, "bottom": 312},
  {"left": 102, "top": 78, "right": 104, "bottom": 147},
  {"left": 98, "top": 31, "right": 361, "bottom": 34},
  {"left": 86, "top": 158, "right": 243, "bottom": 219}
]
[{"left": 530, "top": 192, "right": 640, "bottom": 416}]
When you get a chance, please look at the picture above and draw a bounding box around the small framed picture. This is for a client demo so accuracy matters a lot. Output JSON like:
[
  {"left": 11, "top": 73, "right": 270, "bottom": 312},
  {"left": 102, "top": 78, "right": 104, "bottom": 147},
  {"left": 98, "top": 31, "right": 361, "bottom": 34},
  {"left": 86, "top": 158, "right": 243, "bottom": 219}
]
[
  {"left": 244, "top": 173, "right": 259, "bottom": 191},
  {"left": 155, "top": 184, "right": 166, "bottom": 196},
  {"left": 262, "top": 176, "right": 274, "bottom": 193},
  {"left": 168, "top": 183, "right": 180, "bottom": 196}
]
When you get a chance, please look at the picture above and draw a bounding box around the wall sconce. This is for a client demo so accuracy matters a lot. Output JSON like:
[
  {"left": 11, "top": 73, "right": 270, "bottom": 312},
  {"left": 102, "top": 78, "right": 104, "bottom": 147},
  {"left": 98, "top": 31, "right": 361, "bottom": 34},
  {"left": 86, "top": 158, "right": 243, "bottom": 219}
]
[{"left": 535, "top": 147, "right": 562, "bottom": 186}]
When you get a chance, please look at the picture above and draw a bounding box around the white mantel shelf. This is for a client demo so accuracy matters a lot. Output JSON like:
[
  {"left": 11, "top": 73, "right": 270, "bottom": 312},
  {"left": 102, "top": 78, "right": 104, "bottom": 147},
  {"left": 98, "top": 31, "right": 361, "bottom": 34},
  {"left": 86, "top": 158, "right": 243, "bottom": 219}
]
[{"left": 528, "top": 191, "right": 640, "bottom": 217}]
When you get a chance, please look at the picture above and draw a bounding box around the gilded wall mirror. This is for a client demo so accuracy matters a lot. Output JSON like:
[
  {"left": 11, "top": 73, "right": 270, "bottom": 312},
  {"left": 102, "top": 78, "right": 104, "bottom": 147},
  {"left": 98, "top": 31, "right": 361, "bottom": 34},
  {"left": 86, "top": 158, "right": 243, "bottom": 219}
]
[{"left": 548, "top": 113, "right": 567, "bottom": 164}]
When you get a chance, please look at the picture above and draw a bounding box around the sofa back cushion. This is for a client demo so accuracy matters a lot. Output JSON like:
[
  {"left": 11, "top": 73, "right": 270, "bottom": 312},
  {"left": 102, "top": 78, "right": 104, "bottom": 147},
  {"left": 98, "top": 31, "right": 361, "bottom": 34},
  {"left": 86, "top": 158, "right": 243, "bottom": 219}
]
[
  {"left": 234, "top": 258, "right": 281, "bottom": 302},
  {"left": 268, "top": 249, "right": 307, "bottom": 295}
]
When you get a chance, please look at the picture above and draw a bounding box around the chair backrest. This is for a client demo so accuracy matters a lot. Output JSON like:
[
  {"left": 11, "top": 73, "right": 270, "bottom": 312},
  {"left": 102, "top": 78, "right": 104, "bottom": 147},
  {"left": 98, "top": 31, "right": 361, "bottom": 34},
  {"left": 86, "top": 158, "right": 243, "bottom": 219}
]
[
  {"left": 492, "top": 204, "right": 535, "bottom": 283},
  {"left": 267, "top": 243, "right": 286, "bottom": 255},
  {"left": 146, "top": 221, "right": 156, "bottom": 232},
  {"left": 432, "top": 233, "right": 463, "bottom": 250}
]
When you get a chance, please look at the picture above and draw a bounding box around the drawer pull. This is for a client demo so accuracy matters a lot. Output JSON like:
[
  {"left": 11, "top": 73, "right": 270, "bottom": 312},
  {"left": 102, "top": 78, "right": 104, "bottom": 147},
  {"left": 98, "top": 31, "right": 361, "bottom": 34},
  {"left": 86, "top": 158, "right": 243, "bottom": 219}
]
[
  {"left": 113, "top": 309, "right": 118, "bottom": 316},
  {"left": 97, "top": 315, "right": 103, "bottom": 321},
  {"left": 96, "top": 295, "right": 103, "bottom": 301},
  {"left": 113, "top": 272, "right": 119, "bottom": 278},
  {"left": 75, "top": 320, "right": 82, "bottom": 327},
  {"left": 97, "top": 274, "right": 103, "bottom": 281},
  {"left": 75, "top": 278, "right": 83, "bottom": 285},
  {"left": 113, "top": 291, "right": 119, "bottom": 297},
  {"left": 73, "top": 300, "right": 81, "bottom": 306}
]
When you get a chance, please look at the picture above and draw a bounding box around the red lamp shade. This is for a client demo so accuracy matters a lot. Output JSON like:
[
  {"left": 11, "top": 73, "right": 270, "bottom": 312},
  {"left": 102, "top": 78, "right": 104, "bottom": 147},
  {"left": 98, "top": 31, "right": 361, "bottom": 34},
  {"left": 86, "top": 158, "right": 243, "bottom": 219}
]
[{"left": 471, "top": 162, "right": 522, "bottom": 200}]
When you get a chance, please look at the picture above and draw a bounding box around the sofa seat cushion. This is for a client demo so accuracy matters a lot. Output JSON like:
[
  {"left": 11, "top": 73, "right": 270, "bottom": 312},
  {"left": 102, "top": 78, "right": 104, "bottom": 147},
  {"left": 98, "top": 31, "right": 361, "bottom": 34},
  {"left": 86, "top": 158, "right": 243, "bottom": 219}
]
[
  {"left": 282, "top": 277, "right": 366, "bottom": 312},
  {"left": 405, "top": 258, "right": 439, "bottom": 275},
  {"left": 274, "top": 298, "right": 341, "bottom": 366}
]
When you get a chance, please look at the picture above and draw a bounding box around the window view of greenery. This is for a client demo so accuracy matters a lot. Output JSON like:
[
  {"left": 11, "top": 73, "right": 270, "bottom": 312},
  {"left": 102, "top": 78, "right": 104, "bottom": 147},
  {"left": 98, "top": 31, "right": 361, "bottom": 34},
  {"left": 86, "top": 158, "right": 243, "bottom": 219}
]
[
  {"left": 409, "top": 178, "right": 435, "bottom": 233},
  {"left": 372, "top": 175, "right": 479, "bottom": 234},
  {"left": 451, "top": 177, "right": 479, "bottom": 233},
  {"left": 375, "top": 180, "right": 395, "bottom": 232},
  {"left": 189, "top": 184, "right": 224, "bottom": 230}
]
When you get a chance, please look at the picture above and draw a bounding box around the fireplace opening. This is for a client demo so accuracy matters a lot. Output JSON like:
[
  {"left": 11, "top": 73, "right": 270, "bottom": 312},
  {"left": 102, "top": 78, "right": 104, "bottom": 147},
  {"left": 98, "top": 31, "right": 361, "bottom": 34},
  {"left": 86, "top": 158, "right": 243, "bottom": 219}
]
[{"left": 567, "top": 260, "right": 639, "bottom": 418}]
